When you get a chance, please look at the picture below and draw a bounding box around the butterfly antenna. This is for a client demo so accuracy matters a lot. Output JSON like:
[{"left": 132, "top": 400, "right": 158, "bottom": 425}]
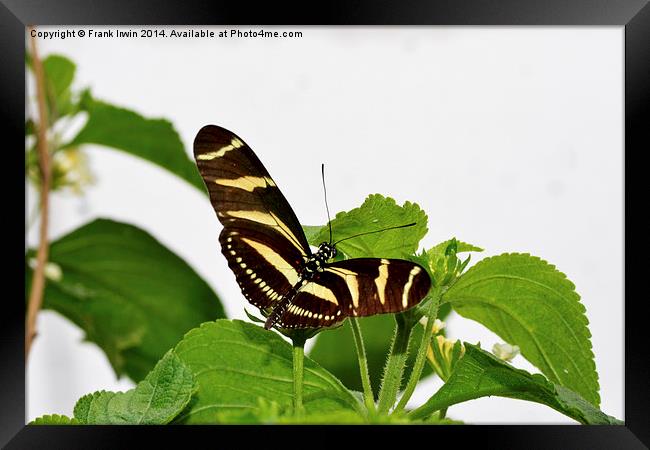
[
  {"left": 321, "top": 163, "right": 333, "bottom": 244},
  {"left": 333, "top": 222, "right": 417, "bottom": 246}
]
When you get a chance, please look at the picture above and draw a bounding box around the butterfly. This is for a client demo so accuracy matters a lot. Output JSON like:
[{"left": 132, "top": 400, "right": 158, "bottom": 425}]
[{"left": 193, "top": 125, "right": 431, "bottom": 330}]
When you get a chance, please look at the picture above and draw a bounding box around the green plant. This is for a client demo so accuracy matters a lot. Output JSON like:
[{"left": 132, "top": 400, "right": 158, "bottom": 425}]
[{"left": 26, "top": 48, "right": 621, "bottom": 425}]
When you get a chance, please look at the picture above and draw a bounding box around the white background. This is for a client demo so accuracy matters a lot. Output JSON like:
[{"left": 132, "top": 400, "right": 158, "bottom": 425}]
[{"left": 26, "top": 26, "right": 623, "bottom": 424}]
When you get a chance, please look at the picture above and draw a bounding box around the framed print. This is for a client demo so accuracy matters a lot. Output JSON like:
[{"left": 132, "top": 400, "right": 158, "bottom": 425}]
[{"left": 3, "top": 0, "right": 648, "bottom": 447}]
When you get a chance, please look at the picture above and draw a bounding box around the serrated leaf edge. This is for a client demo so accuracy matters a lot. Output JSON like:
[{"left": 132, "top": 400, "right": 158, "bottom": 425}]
[{"left": 446, "top": 252, "right": 600, "bottom": 406}]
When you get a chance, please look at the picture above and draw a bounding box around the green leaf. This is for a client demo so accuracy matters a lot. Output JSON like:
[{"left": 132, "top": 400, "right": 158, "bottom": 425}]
[
  {"left": 410, "top": 344, "right": 621, "bottom": 425},
  {"left": 42, "top": 55, "right": 75, "bottom": 99},
  {"left": 309, "top": 315, "right": 432, "bottom": 397},
  {"left": 443, "top": 253, "right": 600, "bottom": 406},
  {"left": 65, "top": 95, "right": 205, "bottom": 192},
  {"left": 428, "top": 239, "right": 483, "bottom": 257},
  {"left": 302, "top": 225, "right": 323, "bottom": 245},
  {"left": 172, "top": 320, "right": 362, "bottom": 423},
  {"left": 308, "top": 194, "right": 428, "bottom": 259},
  {"left": 41, "top": 54, "right": 76, "bottom": 118},
  {"left": 206, "top": 402, "right": 367, "bottom": 424},
  {"left": 73, "top": 350, "right": 196, "bottom": 424},
  {"left": 26, "top": 218, "right": 225, "bottom": 381},
  {"left": 30, "top": 414, "right": 80, "bottom": 425}
]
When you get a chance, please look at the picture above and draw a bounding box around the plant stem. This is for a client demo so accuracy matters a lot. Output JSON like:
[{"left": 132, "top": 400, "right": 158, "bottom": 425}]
[
  {"left": 292, "top": 336, "right": 306, "bottom": 416},
  {"left": 349, "top": 317, "right": 376, "bottom": 415},
  {"left": 393, "top": 287, "right": 442, "bottom": 414},
  {"left": 376, "top": 314, "right": 413, "bottom": 415},
  {"left": 25, "top": 28, "right": 52, "bottom": 359}
]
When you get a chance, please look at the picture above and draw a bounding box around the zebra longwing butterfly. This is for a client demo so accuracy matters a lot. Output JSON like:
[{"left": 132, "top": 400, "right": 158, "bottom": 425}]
[{"left": 194, "top": 125, "right": 431, "bottom": 330}]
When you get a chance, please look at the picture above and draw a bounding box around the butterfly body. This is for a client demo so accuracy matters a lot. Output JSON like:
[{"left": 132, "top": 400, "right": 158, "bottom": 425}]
[
  {"left": 194, "top": 125, "right": 431, "bottom": 330},
  {"left": 302, "top": 242, "right": 337, "bottom": 278},
  {"left": 262, "top": 241, "right": 337, "bottom": 329}
]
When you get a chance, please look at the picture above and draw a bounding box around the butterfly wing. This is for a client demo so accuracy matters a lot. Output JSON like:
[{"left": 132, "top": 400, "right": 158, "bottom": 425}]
[
  {"left": 193, "top": 125, "right": 311, "bottom": 312},
  {"left": 278, "top": 258, "right": 431, "bottom": 329}
]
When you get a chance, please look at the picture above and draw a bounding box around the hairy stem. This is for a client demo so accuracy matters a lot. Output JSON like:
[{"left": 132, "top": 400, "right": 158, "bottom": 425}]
[
  {"left": 25, "top": 28, "right": 52, "bottom": 358},
  {"left": 349, "top": 317, "right": 376, "bottom": 415},
  {"left": 292, "top": 336, "right": 306, "bottom": 416},
  {"left": 393, "top": 287, "right": 442, "bottom": 413},
  {"left": 376, "top": 314, "right": 413, "bottom": 415}
]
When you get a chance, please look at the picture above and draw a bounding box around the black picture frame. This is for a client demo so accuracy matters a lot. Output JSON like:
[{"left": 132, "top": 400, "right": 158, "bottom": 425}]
[{"left": 4, "top": 0, "right": 648, "bottom": 447}]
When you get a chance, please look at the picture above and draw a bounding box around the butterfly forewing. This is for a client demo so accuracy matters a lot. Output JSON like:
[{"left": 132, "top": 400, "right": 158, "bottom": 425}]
[
  {"left": 278, "top": 258, "right": 431, "bottom": 328},
  {"left": 194, "top": 125, "right": 311, "bottom": 310}
]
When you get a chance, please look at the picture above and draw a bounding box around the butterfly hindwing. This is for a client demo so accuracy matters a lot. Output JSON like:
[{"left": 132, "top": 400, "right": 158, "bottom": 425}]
[
  {"left": 194, "top": 125, "right": 311, "bottom": 310},
  {"left": 219, "top": 224, "right": 303, "bottom": 311},
  {"left": 278, "top": 258, "right": 431, "bottom": 328}
]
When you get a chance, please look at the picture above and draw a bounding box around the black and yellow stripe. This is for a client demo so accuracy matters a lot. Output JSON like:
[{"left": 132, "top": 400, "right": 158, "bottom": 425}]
[
  {"left": 277, "top": 259, "right": 431, "bottom": 329},
  {"left": 194, "top": 124, "right": 310, "bottom": 256}
]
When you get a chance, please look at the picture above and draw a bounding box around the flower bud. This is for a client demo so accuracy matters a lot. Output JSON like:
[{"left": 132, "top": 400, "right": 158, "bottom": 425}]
[
  {"left": 51, "top": 148, "right": 95, "bottom": 195},
  {"left": 492, "top": 342, "right": 520, "bottom": 362},
  {"left": 427, "top": 335, "right": 465, "bottom": 381},
  {"left": 420, "top": 317, "right": 446, "bottom": 334}
]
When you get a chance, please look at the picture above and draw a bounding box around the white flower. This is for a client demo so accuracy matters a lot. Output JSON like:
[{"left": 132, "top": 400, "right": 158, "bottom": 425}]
[
  {"left": 431, "top": 319, "right": 446, "bottom": 334},
  {"left": 419, "top": 317, "right": 446, "bottom": 334},
  {"left": 492, "top": 342, "right": 520, "bottom": 362},
  {"left": 51, "top": 148, "right": 95, "bottom": 195}
]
